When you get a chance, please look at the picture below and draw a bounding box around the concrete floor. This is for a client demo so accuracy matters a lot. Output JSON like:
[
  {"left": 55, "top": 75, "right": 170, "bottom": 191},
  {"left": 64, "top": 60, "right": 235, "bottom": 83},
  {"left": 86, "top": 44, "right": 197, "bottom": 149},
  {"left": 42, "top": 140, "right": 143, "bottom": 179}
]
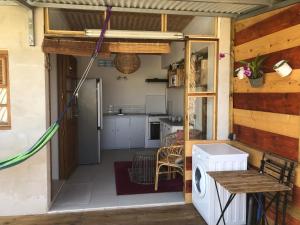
[{"left": 50, "top": 149, "right": 184, "bottom": 212}]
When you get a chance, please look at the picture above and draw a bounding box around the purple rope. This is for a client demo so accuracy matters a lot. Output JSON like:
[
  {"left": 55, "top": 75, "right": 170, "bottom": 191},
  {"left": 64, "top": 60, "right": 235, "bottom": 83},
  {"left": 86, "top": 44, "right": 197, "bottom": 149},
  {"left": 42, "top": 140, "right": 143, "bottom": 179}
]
[
  {"left": 94, "top": 6, "right": 112, "bottom": 55},
  {"left": 57, "top": 6, "right": 112, "bottom": 123}
]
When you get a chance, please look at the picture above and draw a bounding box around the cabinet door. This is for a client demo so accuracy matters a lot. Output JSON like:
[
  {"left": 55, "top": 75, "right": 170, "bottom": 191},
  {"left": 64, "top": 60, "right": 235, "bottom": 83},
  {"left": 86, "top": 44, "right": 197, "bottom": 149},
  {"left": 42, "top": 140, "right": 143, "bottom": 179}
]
[
  {"left": 130, "top": 116, "right": 146, "bottom": 148},
  {"left": 116, "top": 117, "right": 130, "bottom": 149},
  {"left": 101, "top": 117, "right": 116, "bottom": 150}
]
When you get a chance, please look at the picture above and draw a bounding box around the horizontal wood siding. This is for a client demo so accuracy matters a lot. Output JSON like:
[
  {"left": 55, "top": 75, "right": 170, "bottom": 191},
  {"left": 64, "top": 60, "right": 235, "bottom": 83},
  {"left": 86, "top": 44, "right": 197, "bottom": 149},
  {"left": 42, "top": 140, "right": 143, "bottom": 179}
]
[
  {"left": 234, "top": 5, "right": 294, "bottom": 32},
  {"left": 233, "top": 124, "right": 299, "bottom": 161},
  {"left": 234, "top": 46, "right": 300, "bottom": 73},
  {"left": 186, "top": 157, "right": 192, "bottom": 170},
  {"left": 234, "top": 24, "right": 300, "bottom": 61},
  {"left": 233, "top": 109, "right": 300, "bottom": 138},
  {"left": 185, "top": 180, "right": 192, "bottom": 193},
  {"left": 294, "top": 186, "right": 300, "bottom": 208},
  {"left": 233, "top": 70, "right": 300, "bottom": 93},
  {"left": 233, "top": 93, "right": 300, "bottom": 115},
  {"left": 235, "top": 4, "right": 300, "bottom": 46},
  {"left": 233, "top": 5, "right": 300, "bottom": 222}
]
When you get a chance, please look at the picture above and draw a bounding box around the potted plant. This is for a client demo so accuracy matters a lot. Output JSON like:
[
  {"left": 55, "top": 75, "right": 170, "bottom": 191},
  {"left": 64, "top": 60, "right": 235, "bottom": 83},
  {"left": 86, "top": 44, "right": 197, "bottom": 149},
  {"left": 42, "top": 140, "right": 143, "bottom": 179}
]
[{"left": 239, "top": 55, "right": 266, "bottom": 88}]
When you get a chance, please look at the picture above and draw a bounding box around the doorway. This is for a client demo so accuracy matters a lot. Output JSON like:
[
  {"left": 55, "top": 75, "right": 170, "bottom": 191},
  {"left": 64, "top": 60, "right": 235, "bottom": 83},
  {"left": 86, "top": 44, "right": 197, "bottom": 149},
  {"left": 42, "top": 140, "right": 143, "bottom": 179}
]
[{"left": 49, "top": 52, "right": 185, "bottom": 212}]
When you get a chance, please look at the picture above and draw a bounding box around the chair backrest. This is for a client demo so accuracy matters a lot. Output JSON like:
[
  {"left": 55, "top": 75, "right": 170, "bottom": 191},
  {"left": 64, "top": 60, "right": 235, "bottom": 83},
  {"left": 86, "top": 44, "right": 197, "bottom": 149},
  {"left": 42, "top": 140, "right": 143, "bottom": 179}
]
[
  {"left": 258, "top": 152, "right": 297, "bottom": 212},
  {"left": 259, "top": 152, "right": 295, "bottom": 187}
]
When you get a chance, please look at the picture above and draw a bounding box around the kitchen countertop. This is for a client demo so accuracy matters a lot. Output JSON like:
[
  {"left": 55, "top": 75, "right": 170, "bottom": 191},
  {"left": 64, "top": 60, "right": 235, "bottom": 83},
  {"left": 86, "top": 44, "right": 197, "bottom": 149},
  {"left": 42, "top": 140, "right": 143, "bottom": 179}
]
[
  {"left": 104, "top": 113, "right": 147, "bottom": 116},
  {"left": 160, "top": 118, "right": 184, "bottom": 126}
]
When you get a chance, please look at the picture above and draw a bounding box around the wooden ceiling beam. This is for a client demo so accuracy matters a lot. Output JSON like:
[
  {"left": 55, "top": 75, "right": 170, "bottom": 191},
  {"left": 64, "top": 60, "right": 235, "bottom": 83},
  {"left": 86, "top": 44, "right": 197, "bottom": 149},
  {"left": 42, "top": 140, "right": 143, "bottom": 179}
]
[
  {"left": 42, "top": 39, "right": 171, "bottom": 56},
  {"left": 108, "top": 42, "right": 170, "bottom": 54},
  {"left": 42, "top": 39, "right": 110, "bottom": 58}
]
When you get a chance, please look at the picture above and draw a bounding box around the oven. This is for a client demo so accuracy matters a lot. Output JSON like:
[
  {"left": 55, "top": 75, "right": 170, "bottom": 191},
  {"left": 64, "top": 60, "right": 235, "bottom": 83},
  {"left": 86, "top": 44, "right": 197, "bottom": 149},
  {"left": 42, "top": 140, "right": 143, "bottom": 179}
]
[
  {"left": 149, "top": 121, "right": 160, "bottom": 140},
  {"left": 145, "top": 115, "right": 168, "bottom": 148}
]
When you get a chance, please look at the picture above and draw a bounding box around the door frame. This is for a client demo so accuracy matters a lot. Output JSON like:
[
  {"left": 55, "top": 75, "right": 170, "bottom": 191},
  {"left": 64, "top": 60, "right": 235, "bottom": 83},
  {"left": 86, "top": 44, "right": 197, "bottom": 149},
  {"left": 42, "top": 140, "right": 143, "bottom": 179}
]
[{"left": 183, "top": 37, "right": 219, "bottom": 203}]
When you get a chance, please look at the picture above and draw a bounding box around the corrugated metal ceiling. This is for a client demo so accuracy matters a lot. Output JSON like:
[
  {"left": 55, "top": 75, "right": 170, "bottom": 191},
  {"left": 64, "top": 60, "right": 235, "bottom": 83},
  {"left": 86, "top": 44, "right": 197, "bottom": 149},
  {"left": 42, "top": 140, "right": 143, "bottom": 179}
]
[
  {"left": 20, "top": 0, "right": 286, "bottom": 18},
  {"left": 49, "top": 9, "right": 195, "bottom": 32}
]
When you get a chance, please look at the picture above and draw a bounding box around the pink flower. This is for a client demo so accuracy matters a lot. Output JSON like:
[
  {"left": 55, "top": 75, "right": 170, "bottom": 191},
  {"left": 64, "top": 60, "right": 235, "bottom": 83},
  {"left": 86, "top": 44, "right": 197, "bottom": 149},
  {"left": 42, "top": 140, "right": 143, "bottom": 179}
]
[{"left": 243, "top": 66, "right": 252, "bottom": 77}]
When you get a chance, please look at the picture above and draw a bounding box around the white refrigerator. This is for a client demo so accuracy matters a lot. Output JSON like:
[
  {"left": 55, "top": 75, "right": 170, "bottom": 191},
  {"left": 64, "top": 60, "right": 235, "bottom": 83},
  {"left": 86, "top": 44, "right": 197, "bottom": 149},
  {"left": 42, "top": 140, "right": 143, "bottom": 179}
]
[{"left": 78, "top": 78, "right": 103, "bottom": 164}]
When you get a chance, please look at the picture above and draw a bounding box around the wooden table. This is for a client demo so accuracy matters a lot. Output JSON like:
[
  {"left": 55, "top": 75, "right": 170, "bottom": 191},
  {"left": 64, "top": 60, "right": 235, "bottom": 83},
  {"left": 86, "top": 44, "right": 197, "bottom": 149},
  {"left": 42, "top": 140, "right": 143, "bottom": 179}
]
[{"left": 207, "top": 170, "right": 291, "bottom": 225}]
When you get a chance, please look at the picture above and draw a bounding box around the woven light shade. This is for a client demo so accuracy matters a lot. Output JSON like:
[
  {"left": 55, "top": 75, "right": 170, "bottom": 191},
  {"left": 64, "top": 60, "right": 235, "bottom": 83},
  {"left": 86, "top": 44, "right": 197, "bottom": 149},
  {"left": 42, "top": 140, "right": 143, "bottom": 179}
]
[{"left": 114, "top": 53, "right": 141, "bottom": 74}]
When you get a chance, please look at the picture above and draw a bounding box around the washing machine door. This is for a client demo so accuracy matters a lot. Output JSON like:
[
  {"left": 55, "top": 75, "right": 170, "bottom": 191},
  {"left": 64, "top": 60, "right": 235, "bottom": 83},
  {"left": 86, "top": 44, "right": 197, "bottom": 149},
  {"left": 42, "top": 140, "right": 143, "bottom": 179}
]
[{"left": 193, "top": 162, "right": 206, "bottom": 199}]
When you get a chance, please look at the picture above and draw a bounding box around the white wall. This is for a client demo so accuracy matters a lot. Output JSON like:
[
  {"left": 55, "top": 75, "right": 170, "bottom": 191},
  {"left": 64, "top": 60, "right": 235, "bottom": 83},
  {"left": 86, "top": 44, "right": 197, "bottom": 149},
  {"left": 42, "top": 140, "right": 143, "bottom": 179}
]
[
  {"left": 183, "top": 16, "right": 216, "bottom": 36},
  {"left": 0, "top": 6, "right": 50, "bottom": 215},
  {"left": 167, "top": 87, "right": 184, "bottom": 117},
  {"left": 162, "top": 16, "right": 216, "bottom": 68},
  {"left": 217, "top": 17, "right": 231, "bottom": 140},
  {"left": 76, "top": 55, "right": 167, "bottom": 113}
]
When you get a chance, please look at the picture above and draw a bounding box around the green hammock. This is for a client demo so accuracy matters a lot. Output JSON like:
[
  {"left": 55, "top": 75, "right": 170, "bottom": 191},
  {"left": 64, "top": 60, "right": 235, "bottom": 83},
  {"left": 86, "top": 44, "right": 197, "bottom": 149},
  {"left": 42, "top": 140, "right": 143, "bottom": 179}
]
[
  {"left": 0, "top": 123, "right": 59, "bottom": 170},
  {"left": 0, "top": 6, "right": 112, "bottom": 170}
]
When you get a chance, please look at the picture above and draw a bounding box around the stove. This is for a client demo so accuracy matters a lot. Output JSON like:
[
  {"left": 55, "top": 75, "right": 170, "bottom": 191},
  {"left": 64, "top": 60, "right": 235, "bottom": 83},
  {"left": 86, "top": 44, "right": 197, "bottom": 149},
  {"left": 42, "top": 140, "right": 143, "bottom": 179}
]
[
  {"left": 145, "top": 114, "right": 168, "bottom": 148},
  {"left": 148, "top": 113, "right": 168, "bottom": 117}
]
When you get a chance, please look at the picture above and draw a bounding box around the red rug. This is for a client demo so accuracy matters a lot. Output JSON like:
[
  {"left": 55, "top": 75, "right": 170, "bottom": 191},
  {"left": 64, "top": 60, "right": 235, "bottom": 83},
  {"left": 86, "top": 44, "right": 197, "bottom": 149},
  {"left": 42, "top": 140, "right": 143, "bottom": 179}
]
[{"left": 114, "top": 161, "right": 183, "bottom": 195}]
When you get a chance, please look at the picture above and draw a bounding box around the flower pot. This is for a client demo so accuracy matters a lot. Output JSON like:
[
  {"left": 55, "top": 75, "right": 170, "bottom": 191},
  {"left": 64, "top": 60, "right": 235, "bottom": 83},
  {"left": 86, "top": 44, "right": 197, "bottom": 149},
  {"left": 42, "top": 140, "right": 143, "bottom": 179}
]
[
  {"left": 273, "top": 60, "right": 292, "bottom": 77},
  {"left": 249, "top": 77, "right": 264, "bottom": 88}
]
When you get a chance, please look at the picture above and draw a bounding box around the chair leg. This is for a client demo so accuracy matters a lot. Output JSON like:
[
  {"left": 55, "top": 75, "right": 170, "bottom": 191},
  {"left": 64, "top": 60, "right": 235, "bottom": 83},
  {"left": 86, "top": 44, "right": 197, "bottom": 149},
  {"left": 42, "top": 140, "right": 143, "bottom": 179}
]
[
  {"left": 167, "top": 166, "right": 171, "bottom": 180},
  {"left": 155, "top": 164, "right": 161, "bottom": 191},
  {"left": 172, "top": 169, "right": 176, "bottom": 179}
]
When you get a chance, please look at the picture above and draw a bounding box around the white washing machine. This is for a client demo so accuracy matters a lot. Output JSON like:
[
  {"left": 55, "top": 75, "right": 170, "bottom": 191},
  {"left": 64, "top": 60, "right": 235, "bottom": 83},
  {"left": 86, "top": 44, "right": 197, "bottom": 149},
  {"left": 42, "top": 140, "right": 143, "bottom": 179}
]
[{"left": 192, "top": 143, "right": 248, "bottom": 225}]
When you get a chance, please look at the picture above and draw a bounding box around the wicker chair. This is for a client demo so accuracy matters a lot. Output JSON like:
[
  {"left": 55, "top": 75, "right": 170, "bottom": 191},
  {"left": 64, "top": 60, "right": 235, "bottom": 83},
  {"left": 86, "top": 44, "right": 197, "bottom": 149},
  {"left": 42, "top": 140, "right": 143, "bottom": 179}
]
[{"left": 154, "top": 145, "right": 184, "bottom": 191}]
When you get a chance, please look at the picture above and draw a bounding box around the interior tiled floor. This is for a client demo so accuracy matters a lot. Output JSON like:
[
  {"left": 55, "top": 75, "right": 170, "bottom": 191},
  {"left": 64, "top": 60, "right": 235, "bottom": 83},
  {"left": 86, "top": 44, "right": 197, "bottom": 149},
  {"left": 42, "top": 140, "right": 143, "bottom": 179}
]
[{"left": 50, "top": 149, "right": 184, "bottom": 212}]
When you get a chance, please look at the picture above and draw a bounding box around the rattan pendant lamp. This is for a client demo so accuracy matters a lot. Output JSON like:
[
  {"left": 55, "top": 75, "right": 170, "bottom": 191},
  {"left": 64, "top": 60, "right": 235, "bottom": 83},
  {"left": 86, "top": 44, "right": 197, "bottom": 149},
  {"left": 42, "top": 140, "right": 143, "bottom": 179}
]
[{"left": 114, "top": 53, "right": 141, "bottom": 74}]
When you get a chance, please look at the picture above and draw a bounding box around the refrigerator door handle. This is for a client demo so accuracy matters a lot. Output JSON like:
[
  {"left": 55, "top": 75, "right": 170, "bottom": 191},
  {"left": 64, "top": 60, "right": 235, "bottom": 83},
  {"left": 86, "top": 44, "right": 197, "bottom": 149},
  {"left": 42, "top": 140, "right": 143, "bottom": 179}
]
[{"left": 96, "top": 79, "right": 103, "bottom": 130}]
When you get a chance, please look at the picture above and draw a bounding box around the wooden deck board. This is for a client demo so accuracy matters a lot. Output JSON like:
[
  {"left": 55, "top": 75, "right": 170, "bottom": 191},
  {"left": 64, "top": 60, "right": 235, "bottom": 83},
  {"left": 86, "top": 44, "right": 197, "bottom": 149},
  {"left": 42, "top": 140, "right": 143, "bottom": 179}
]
[{"left": 0, "top": 204, "right": 206, "bottom": 225}]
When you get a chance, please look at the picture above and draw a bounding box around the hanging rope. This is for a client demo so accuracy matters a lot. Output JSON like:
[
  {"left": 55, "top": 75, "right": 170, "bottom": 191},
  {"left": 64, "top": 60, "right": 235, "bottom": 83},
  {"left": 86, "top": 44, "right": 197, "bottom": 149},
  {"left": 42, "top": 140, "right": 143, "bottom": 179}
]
[{"left": 0, "top": 6, "right": 112, "bottom": 170}]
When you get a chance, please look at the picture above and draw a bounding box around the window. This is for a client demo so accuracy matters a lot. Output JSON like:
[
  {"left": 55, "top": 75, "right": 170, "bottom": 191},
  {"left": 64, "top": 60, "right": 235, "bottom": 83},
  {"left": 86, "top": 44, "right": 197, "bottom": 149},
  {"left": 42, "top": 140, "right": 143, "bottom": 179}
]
[{"left": 0, "top": 50, "right": 11, "bottom": 129}]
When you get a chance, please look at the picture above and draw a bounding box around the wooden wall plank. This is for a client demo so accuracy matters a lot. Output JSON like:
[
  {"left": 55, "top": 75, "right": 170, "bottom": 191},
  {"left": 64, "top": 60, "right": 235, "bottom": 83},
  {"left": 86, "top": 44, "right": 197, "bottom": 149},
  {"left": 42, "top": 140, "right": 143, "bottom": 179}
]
[
  {"left": 233, "top": 70, "right": 300, "bottom": 93},
  {"left": 185, "top": 193, "right": 192, "bottom": 203},
  {"left": 229, "top": 141, "right": 263, "bottom": 168},
  {"left": 234, "top": 5, "right": 295, "bottom": 32},
  {"left": 185, "top": 170, "right": 192, "bottom": 181},
  {"left": 233, "top": 124, "right": 299, "bottom": 161},
  {"left": 296, "top": 167, "right": 300, "bottom": 187},
  {"left": 235, "top": 4, "right": 300, "bottom": 46},
  {"left": 294, "top": 186, "right": 300, "bottom": 208},
  {"left": 233, "top": 109, "right": 300, "bottom": 138},
  {"left": 186, "top": 156, "right": 192, "bottom": 170},
  {"left": 234, "top": 46, "right": 300, "bottom": 73},
  {"left": 267, "top": 205, "right": 300, "bottom": 225},
  {"left": 233, "top": 93, "right": 300, "bottom": 115},
  {"left": 185, "top": 180, "right": 192, "bottom": 193},
  {"left": 234, "top": 24, "right": 300, "bottom": 61}
]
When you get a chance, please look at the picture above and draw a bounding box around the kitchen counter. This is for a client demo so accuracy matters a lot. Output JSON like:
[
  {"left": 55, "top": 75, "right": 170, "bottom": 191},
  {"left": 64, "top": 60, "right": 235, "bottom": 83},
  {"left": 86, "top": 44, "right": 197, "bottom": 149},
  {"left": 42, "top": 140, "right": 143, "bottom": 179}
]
[
  {"left": 104, "top": 113, "right": 147, "bottom": 116},
  {"left": 160, "top": 118, "right": 183, "bottom": 126}
]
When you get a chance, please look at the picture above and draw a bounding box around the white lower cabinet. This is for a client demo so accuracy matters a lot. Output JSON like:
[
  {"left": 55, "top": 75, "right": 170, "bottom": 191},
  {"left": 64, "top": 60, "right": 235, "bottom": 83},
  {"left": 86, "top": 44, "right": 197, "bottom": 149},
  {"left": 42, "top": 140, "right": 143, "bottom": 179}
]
[
  {"left": 101, "top": 116, "right": 146, "bottom": 150},
  {"left": 102, "top": 117, "right": 116, "bottom": 150},
  {"left": 115, "top": 117, "right": 130, "bottom": 149},
  {"left": 130, "top": 117, "right": 146, "bottom": 148}
]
